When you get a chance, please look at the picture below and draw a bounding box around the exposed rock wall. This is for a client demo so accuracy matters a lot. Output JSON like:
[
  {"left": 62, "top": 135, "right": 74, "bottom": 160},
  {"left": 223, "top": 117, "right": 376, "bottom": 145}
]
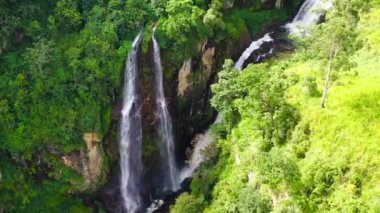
[
  {"left": 177, "top": 59, "right": 192, "bottom": 96},
  {"left": 61, "top": 133, "right": 103, "bottom": 190},
  {"left": 202, "top": 46, "right": 216, "bottom": 79}
]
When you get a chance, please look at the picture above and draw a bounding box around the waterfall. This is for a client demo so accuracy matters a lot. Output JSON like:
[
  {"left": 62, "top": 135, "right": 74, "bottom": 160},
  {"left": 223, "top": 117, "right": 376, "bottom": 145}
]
[
  {"left": 152, "top": 27, "right": 179, "bottom": 191},
  {"left": 180, "top": 0, "right": 333, "bottom": 181},
  {"left": 180, "top": 35, "right": 270, "bottom": 178},
  {"left": 234, "top": 33, "right": 273, "bottom": 70},
  {"left": 179, "top": 128, "right": 214, "bottom": 181},
  {"left": 120, "top": 32, "right": 143, "bottom": 213},
  {"left": 286, "top": 0, "right": 333, "bottom": 34},
  {"left": 179, "top": 57, "right": 243, "bottom": 182}
]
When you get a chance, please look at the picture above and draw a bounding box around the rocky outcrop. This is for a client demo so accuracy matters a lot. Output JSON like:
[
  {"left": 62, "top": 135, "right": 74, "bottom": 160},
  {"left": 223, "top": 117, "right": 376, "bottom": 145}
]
[
  {"left": 83, "top": 133, "right": 103, "bottom": 183},
  {"left": 177, "top": 59, "right": 192, "bottom": 96},
  {"left": 61, "top": 133, "right": 103, "bottom": 189},
  {"left": 230, "top": 28, "right": 253, "bottom": 60},
  {"left": 202, "top": 46, "right": 216, "bottom": 79},
  {"left": 275, "top": 0, "right": 283, "bottom": 8}
]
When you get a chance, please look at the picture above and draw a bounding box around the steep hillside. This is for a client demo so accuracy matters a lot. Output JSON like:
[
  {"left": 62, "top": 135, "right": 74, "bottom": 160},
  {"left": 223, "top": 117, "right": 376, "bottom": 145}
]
[{"left": 171, "top": 0, "right": 380, "bottom": 212}]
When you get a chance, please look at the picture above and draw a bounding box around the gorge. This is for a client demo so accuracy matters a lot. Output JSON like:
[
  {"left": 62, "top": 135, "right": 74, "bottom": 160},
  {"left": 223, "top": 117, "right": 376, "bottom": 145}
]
[
  {"left": 116, "top": 0, "right": 332, "bottom": 212},
  {"left": 1, "top": 0, "right": 379, "bottom": 212}
]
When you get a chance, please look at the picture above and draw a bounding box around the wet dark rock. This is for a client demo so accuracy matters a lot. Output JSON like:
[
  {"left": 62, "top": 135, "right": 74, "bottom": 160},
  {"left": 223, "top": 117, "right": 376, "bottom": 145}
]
[
  {"left": 96, "top": 176, "right": 123, "bottom": 213},
  {"left": 240, "top": 20, "right": 295, "bottom": 69}
]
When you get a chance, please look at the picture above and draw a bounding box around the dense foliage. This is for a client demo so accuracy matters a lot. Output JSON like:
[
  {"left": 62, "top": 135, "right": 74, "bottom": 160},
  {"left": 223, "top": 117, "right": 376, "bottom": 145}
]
[
  {"left": 0, "top": 0, "right": 151, "bottom": 211},
  {"left": 0, "top": 0, "right": 297, "bottom": 211},
  {"left": 3, "top": 0, "right": 378, "bottom": 212}
]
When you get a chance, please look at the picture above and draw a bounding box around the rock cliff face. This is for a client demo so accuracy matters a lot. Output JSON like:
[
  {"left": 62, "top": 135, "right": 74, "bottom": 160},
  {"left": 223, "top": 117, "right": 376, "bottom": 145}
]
[
  {"left": 61, "top": 133, "right": 104, "bottom": 190},
  {"left": 177, "top": 59, "right": 192, "bottom": 96},
  {"left": 169, "top": 29, "right": 254, "bottom": 160}
]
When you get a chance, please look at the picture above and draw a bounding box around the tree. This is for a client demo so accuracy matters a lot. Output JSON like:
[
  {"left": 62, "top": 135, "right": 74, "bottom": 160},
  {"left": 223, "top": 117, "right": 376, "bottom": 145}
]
[
  {"left": 211, "top": 59, "right": 242, "bottom": 113},
  {"left": 0, "top": 15, "right": 20, "bottom": 54},
  {"left": 238, "top": 187, "right": 272, "bottom": 213},
  {"left": 160, "top": 0, "right": 210, "bottom": 61},
  {"left": 24, "top": 38, "right": 55, "bottom": 76},
  {"left": 54, "top": 0, "right": 82, "bottom": 32},
  {"left": 212, "top": 60, "right": 298, "bottom": 147},
  {"left": 211, "top": 59, "right": 244, "bottom": 129},
  {"left": 170, "top": 193, "right": 204, "bottom": 213},
  {"left": 203, "top": 0, "right": 225, "bottom": 31},
  {"left": 255, "top": 148, "right": 300, "bottom": 191},
  {"left": 297, "top": 0, "right": 366, "bottom": 108}
]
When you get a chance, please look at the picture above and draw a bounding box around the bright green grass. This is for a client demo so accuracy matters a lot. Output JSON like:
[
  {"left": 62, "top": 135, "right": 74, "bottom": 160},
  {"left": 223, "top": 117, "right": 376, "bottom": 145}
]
[
  {"left": 177, "top": 4, "right": 380, "bottom": 212},
  {"left": 285, "top": 44, "right": 380, "bottom": 211},
  {"left": 207, "top": 6, "right": 380, "bottom": 211}
]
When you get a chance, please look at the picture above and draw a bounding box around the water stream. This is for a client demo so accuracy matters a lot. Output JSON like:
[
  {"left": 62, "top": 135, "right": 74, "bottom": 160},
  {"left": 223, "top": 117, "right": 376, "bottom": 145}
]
[
  {"left": 152, "top": 27, "right": 180, "bottom": 192},
  {"left": 286, "top": 0, "right": 333, "bottom": 34},
  {"left": 119, "top": 32, "right": 144, "bottom": 213}
]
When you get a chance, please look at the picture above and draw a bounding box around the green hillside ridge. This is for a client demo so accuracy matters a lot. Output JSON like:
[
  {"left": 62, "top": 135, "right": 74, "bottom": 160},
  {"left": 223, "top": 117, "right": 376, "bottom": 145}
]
[
  {"left": 1, "top": 0, "right": 379, "bottom": 212},
  {"left": 171, "top": 1, "right": 380, "bottom": 212},
  {"left": 0, "top": 0, "right": 297, "bottom": 211}
]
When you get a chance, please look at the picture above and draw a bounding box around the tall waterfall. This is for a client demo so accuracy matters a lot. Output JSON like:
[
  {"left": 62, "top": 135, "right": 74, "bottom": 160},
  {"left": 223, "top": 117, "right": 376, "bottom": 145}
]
[
  {"left": 120, "top": 32, "right": 143, "bottom": 213},
  {"left": 152, "top": 27, "right": 179, "bottom": 191}
]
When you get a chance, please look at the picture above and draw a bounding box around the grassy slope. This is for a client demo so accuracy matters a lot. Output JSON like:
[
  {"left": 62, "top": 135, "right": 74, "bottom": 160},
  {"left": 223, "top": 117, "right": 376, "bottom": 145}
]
[
  {"left": 285, "top": 5, "right": 380, "bottom": 209},
  {"left": 205, "top": 4, "right": 380, "bottom": 212},
  {"left": 286, "top": 47, "right": 380, "bottom": 211}
]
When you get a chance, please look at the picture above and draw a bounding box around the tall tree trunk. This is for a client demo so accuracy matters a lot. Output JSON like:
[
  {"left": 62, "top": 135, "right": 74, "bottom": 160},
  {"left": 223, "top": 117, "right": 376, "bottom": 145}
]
[{"left": 321, "top": 43, "right": 339, "bottom": 108}]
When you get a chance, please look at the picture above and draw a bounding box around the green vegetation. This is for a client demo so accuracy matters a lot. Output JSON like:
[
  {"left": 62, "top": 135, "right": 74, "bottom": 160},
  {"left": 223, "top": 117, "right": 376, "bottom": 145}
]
[
  {"left": 0, "top": 0, "right": 151, "bottom": 211},
  {"left": 4, "top": 0, "right": 377, "bottom": 212},
  {"left": 171, "top": 0, "right": 380, "bottom": 212},
  {"left": 0, "top": 0, "right": 296, "bottom": 211},
  {"left": 156, "top": 0, "right": 297, "bottom": 64},
  {"left": 224, "top": 8, "right": 290, "bottom": 39}
]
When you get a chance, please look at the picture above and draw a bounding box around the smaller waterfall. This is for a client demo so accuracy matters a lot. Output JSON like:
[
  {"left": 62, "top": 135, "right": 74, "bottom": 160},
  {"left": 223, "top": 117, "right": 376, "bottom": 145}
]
[
  {"left": 152, "top": 27, "right": 180, "bottom": 191},
  {"left": 180, "top": 54, "right": 247, "bottom": 181},
  {"left": 180, "top": 127, "right": 214, "bottom": 181},
  {"left": 286, "top": 0, "right": 333, "bottom": 34},
  {"left": 120, "top": 32, "right": 143, "bottom": 213},
  {"left": 234, "top": 33, "right": 273, "bottom": 69}
]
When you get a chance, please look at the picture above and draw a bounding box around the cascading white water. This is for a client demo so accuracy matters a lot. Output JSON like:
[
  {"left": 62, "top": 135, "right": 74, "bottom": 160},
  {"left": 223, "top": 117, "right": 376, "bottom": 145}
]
[
  {"left": 180, "top": 0, "right": 332, "bottom": 180},
  {"left": 120, "top": 32, "right": 143, "bottom": 213},
  {"left": 152, "top": 27, "right": 179, "bottom": 191},
  {"left": 285, "top": 0, "right": 333, "bottom": 34},
  {"left": 179, "top": 128, "right": 214, "bottom": 181},
  {"left": 234, "top": 33, "right": 273, "bottom": 70},
  {"left": 180, "top": 32, "right": 270, "bottom": 178},
  {"left": 179, "top": 59, "right": 241, "bottom": 182}
]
